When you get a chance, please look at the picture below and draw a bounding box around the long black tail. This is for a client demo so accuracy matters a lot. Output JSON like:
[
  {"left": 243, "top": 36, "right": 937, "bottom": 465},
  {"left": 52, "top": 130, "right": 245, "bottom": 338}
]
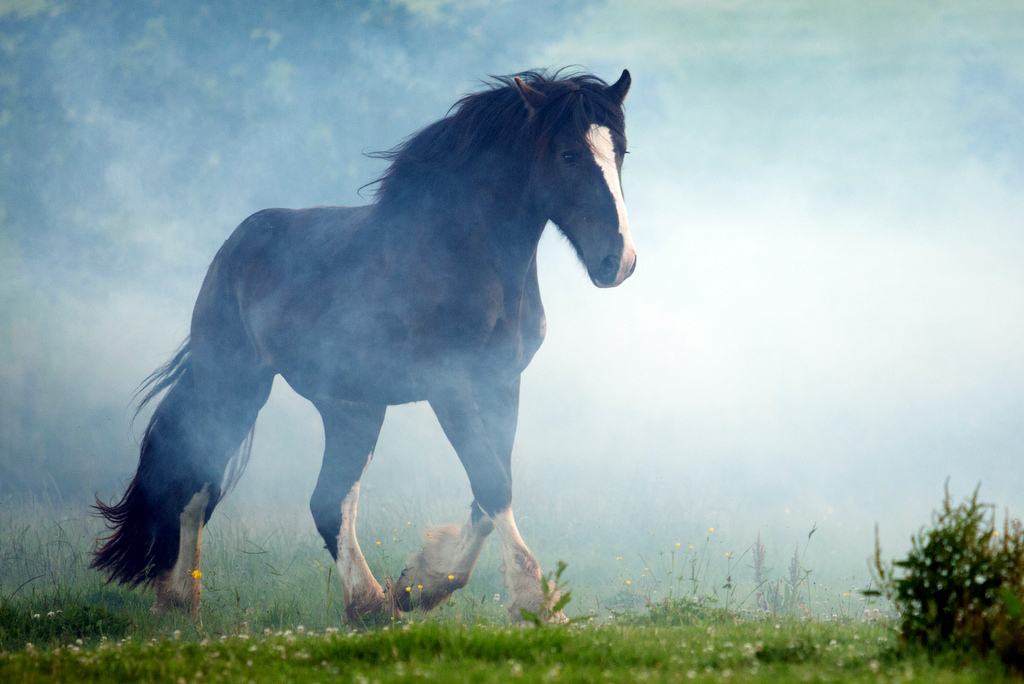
[{"left": 91, "top": 341, "right": 261, "bottom": 586}]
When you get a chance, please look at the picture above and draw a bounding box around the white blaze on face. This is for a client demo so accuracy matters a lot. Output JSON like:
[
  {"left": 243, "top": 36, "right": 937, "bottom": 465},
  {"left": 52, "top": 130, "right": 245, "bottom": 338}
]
[{"left": 586, "top": 123, "right": 637, "bottom": 286}]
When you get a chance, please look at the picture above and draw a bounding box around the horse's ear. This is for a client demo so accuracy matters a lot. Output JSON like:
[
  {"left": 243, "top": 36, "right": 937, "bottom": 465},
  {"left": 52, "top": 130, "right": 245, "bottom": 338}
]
[
  {"left": 607, "top": 69, "right": 631, "bottom": 104},
  {"left": 514, "top": 76, "right": 546, "bottom": 113}
]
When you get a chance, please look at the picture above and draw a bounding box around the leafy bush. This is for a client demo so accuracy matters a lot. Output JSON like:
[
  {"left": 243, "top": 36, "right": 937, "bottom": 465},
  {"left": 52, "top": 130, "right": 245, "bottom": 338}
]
[{"left": 872, "top": 483, "right": 1024, "bottom": 668}]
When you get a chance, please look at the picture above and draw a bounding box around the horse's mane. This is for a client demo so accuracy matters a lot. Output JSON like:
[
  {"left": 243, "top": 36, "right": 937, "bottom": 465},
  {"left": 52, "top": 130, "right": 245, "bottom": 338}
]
[{"left": 367, "top": 69, "right": 626, "bottom": 204}]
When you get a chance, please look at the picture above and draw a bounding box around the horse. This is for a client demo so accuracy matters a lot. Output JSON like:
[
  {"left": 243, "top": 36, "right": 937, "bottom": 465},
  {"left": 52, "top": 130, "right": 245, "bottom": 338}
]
[{"left": 92, "top": 68, "right": 635, "bottom": 623}]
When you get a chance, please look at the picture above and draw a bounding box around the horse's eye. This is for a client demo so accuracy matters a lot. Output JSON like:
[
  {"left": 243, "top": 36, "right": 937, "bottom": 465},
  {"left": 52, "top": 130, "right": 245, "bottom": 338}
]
[{"left": 561, "top": 152, "right": 577, "bottom": 166}]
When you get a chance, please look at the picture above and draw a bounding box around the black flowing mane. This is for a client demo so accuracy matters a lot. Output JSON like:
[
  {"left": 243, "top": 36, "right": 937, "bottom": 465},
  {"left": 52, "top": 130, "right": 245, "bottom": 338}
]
[{"left": 368, "top": 69, "right": 627, "bottom": 204}]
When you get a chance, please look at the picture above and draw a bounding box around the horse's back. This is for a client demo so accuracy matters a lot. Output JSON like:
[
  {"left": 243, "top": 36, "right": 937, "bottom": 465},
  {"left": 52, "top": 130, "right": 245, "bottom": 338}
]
[{"left": 192, "top": 205, "right": 371, "bottom": 366}]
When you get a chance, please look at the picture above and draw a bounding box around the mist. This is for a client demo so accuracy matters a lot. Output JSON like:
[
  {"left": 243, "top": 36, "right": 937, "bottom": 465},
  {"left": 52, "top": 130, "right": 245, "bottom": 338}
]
[{"left": 3, "top": 1, "right": 1024, "bottom": 595}]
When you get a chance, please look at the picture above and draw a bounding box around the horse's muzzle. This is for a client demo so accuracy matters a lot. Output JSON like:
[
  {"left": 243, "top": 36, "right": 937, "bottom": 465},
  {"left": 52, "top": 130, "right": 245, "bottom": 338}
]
[
  {"left": 595, "top": 252, "right": 637, "bottom": 287},
  {"left": 597, "top": 255, "right": 621, "bottom": 285}
]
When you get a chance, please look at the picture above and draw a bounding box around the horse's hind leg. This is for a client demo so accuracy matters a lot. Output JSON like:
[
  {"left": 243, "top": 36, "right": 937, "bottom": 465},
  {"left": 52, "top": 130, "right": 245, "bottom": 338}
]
[
  {"left": 150, "top": 365, "right": 273, "bottom": 614},
  {"left": 153, "top": 484, "right": 210, "bottom": 613},
  {"left": 309, "top": 399, "right": 389, "bottom": 622}
]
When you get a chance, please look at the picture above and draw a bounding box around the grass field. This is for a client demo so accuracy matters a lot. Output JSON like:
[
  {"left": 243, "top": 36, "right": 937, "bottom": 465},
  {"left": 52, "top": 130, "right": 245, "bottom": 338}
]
[{"left": 1, "top": 499, "right": 1018, "bottom": 682}]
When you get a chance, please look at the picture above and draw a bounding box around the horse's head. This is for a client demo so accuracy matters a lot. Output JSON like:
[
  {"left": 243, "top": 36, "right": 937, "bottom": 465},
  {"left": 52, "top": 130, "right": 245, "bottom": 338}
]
[{"left": 517, "top": 70, "right": 636, "bottom": 288}]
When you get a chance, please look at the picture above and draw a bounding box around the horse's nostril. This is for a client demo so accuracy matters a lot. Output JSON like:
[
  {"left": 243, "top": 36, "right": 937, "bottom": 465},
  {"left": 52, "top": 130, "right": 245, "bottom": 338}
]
[{"left": 599, "top": 255, "right": 620, "bottom": 283}]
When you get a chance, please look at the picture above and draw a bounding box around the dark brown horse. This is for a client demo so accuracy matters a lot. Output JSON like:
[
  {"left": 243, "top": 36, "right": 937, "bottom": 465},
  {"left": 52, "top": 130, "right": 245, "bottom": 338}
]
[{"left": 93, "top": 69, "right": 635, "bottom": 622}]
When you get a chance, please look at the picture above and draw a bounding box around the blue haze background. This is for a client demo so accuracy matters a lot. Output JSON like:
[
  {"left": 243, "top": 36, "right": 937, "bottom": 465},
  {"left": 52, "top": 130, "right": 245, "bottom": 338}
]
[{"left": 2, "top": 0, "right": 1023, "bottom": 595}]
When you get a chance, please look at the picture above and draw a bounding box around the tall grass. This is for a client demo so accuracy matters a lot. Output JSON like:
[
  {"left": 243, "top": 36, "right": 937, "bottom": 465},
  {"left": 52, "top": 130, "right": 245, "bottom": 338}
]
[{"left": 0, "top": 495, "right": 889, "bottom": 650}]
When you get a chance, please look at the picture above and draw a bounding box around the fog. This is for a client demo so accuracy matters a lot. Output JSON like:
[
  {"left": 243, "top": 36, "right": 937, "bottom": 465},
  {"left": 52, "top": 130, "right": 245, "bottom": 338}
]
[{"left": 2, "top": 1, "right": 1023, "bottom": 593}]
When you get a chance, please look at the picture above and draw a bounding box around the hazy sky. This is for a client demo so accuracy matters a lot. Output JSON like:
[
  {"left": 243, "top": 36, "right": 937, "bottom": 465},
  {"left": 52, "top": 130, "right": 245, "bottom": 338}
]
[{"left": 3, "top": 0, "right": 1023, "bottom": 589}]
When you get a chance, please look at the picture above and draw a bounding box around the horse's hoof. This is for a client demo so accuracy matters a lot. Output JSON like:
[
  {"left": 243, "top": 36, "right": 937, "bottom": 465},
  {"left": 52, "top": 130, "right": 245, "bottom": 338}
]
[
  {"left": 508, "top": 606, "right": 568, "bottom": 625},
  {"left": 345, "top": 586, "right": 404, "bottom": 627},
  {"left": 394, "top": 568, "right": 465, "bottom": 612},
  {"left": 150, "top": 597, "right": 198, "bottom": 616}
]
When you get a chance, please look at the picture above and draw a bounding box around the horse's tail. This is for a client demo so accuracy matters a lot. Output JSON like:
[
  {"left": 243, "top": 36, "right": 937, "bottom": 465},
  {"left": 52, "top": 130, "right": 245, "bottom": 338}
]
[{"left": 92, "top": 336, "right": 266, "bottom": 587}]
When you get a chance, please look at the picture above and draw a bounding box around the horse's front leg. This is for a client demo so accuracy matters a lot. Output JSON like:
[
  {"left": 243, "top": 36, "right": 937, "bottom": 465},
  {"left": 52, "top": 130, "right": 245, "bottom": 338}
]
[
  {"left": 401, "top": 376, "right": 563, "bottom": 622},
  {"left": 309, "top": 399, "right": 393, "bottom": 622}
]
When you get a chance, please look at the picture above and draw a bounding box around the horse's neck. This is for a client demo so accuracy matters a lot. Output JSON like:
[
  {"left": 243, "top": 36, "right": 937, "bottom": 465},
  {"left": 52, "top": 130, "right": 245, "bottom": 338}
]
[
  {"left": 379, "top": 163, "right": 546, "bottom": 282},
  {"left": 455, "top": 177, "right": 546, "bottom": 297}
]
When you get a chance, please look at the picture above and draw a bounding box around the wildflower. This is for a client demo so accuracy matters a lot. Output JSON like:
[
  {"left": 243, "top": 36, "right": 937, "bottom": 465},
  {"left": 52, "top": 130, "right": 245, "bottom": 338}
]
[
  {"left": 407, "top": 521, "right": 411, "bottom": 525},
  {"left": 709, "top": 527, "right": 714, "bottom": 533},
  {"left": 448, "top": 575, "right": 455, "bottom": 580},
  {"left": 192, "top": 570, "right": 202, "bottom": 579},
  {"left": 626, "top": 580, "right": 631, "bottom": 585},
  {"left": 725, "top": 552, "right": 730, "bottom": 557},
  {"left": 676, "top": 543, "right": 681, "bottom": 547},
  {"left": 418, "top": 585, "right": 423, "bottom": 589},
  {"left": 689, "top": 545, "right": 694, "bottom": 550},
  {"left": 405, "top": 586, "right": 411, "bottom": 592},
  {"left": 376, "top": 541, "right": 381, "bottom": 546}
]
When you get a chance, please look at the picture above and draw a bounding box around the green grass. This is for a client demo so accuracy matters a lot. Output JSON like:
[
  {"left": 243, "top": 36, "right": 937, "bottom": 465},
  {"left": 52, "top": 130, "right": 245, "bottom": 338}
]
[
  {"left": 2, "top": 499, "right": 1016, "bottom": 681},
  {"left": 3, "top": 619, "right": 1017, "bottom": 682}
]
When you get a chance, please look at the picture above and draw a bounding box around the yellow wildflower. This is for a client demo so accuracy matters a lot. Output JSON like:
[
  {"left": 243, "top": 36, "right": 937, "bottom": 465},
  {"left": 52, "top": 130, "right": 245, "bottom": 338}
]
[
  {"left": 191, "top": 570, "right": 202, "bottom": 579},
  {"left": 448, "top": 575, "right": 455, "bottom": 580}
]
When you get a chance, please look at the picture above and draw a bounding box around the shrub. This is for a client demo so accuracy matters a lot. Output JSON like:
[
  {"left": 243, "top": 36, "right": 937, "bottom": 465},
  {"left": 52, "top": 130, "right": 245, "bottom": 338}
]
[{"left": 871, "top": 483, "right": 1024, "bottom": 668}]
